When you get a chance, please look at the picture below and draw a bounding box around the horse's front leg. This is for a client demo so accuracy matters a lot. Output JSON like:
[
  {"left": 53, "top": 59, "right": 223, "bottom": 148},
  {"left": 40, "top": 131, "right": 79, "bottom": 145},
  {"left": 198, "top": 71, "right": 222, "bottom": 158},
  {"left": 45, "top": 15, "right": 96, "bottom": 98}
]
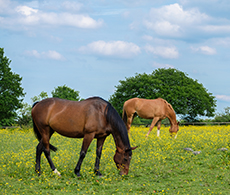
[
  {"left": 74, "top": 133, "right": 94, "bottom": 177},
  {"left": 94, "top": 137, "right": 106, "bottom": 176},
  {"left": 146, "top": 117, "right": 160, "bottom": 138}
]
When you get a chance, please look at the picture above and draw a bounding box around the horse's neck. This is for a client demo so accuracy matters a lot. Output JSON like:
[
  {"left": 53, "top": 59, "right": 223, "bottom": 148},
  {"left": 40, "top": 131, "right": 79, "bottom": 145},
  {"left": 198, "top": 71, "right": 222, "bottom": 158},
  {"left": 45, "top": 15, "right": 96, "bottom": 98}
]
[
  {"left": 167, "top": 109, "right": 177, "bottom": 126},
  {"left": 111, "top": 131, "right": 130, "bottom": 151}
]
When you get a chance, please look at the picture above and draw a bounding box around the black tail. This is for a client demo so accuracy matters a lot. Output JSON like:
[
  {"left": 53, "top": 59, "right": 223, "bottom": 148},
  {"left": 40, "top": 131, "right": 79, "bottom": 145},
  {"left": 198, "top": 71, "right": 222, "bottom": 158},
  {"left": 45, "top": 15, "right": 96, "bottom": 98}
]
[
  {"left": 122, "top": 107, "right": 127, "bottom": 125},
  {"left": 32, "top": 102, "right": 57, "bottom": 152},
  {"left": 32, "top": 102, "right": 41, "bottom": 141}
]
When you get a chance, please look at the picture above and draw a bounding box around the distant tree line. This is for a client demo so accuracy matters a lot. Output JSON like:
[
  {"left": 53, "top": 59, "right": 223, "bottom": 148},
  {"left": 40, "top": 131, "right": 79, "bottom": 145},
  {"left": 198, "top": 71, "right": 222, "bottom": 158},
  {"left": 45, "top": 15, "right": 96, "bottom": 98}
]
[
  {"left": 1, "top": 47, "right": 229, "bottom": 127},
  {"left": 17, "top": 86, "right": 81, "bottom": 127}
]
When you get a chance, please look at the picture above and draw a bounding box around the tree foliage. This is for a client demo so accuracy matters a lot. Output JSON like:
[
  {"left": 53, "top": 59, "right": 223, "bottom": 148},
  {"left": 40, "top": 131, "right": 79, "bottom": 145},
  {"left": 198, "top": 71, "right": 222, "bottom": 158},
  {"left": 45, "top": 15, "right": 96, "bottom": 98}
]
[
  {"left": 17, "top": 85, "right": 81, "bottom": 127},
  {"left": 0, "top": 48, "right": 25, "bottom": 126},
  {"left": 51, "top": 85, "right": 80, "bottom": 101},
  {"left": 109, "top": 68, "right": 216, "bottom": 121},
  {"left": 31, "top": 91, "right": 48, "bottom": 103},
  {"left": 17, "top": 91, "right": 48, "bottom": 127},
  {"left": 213, "top": 107, "right": 230, "bottom": 122}
]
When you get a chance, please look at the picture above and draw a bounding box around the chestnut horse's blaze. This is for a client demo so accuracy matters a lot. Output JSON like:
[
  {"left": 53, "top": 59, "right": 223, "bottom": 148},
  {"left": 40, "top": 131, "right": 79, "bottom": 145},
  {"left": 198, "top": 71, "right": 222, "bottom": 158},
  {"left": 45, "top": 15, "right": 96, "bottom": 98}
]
[
  {"left": 122, "top": 97, "right": 179, "bottom": 137},
  {"left": 32, "top": 97, "right": 137, "bottom": 177}
]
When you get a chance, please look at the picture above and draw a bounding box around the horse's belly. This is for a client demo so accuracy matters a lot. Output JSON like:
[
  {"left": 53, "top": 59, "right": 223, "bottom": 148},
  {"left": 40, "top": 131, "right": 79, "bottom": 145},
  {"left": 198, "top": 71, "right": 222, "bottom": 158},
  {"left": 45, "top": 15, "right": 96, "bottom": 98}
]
[
  {"left": 56, "top": 128, "right": 84, "bottom": 138},
  {"left": 137, "top": 111, "right": 154, "bottom": 119},
  {"left": 50, "top": 120, "right": 85, "bottom": 138}
]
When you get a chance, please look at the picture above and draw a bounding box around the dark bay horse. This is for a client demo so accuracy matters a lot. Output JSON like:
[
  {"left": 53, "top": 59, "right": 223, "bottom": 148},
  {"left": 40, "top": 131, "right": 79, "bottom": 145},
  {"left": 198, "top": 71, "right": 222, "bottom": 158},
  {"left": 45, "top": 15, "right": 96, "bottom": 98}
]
[
  {"left": 122, "top": 97, "right": 179, "bottom": 138},
  {"left": 32, "top": 97, "right": 137, "bottom": 177}
]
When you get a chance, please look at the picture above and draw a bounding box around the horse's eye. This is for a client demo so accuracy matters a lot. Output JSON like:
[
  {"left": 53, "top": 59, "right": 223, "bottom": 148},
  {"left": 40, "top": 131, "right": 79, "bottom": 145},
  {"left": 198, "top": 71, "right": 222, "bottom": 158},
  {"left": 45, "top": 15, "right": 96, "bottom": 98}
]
[{"left": 124, "top": 158, "right": 127, "bottom": 161}]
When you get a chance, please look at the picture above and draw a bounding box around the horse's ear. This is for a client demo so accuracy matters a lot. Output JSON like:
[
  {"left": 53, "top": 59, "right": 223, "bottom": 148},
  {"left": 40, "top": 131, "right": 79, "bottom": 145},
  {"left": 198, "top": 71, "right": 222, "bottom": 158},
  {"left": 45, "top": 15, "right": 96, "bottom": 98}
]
[
  {"left": 177, "top": 122, "right": 180, "bottom": 125},
  {"left": 131, "top": 146, "right": 138, "bottom": 150}
]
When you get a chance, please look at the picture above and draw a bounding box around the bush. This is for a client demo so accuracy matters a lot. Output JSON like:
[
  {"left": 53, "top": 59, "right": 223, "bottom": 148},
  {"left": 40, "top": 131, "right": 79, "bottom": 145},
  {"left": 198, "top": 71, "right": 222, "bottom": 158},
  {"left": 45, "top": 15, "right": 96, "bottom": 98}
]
[{"left": 213, "top": 107, "right": 230, "bottom": 122}]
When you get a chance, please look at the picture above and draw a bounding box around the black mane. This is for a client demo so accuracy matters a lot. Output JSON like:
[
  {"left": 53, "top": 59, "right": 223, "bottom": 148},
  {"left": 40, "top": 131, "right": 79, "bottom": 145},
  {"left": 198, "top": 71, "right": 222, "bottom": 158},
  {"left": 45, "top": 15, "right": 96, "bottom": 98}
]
[{"left": 105, "top": 100, "right": 131, "bottom": 149}]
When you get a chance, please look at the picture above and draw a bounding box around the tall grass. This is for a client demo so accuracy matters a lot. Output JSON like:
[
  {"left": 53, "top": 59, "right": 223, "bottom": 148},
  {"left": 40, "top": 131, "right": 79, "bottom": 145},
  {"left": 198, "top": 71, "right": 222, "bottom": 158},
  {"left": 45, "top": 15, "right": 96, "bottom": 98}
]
[{"left": 0, "top": 126, "right": 229, "bottom": 194}]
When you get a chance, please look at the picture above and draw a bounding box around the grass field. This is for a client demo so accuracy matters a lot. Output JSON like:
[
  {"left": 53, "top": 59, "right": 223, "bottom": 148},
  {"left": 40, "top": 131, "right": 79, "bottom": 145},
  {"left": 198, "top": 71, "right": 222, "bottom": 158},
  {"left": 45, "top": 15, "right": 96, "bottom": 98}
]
[{"left": 0, "top": 125, "right": 229, "bottom": 195}]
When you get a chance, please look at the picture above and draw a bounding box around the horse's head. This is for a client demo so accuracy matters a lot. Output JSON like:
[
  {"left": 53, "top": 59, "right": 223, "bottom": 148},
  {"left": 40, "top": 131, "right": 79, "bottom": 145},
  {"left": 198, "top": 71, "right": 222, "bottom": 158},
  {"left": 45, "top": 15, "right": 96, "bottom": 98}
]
[
  {"left": 113, "top": 146, "right": 138, "bottom": 175},
  {"left": 169, "top": 122, "right": 180, "bottom": 137}
]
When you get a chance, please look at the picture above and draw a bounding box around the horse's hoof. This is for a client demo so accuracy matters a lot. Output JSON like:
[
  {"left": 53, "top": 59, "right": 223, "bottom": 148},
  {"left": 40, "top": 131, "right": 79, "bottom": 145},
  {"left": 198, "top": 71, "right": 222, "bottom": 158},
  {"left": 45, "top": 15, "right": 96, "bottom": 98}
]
[
  {"left": 95, "top": 170, "right": 103, "bottom": 177},
  {"left": 36, "top": 170, "right": 41, "bottom": 176},
  {"left": 75, "top": 171, "right": 81, "bottom": 177},
  {"left": 53, "top": 169, "right": 61, "bottom": 177}
]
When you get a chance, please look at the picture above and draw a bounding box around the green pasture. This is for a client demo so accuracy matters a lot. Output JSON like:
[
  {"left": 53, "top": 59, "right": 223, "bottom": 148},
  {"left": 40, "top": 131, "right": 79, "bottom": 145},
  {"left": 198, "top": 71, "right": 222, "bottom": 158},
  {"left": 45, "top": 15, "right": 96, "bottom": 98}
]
[{"left": 0, "top": 126, "right": 229, "bottom": 195}]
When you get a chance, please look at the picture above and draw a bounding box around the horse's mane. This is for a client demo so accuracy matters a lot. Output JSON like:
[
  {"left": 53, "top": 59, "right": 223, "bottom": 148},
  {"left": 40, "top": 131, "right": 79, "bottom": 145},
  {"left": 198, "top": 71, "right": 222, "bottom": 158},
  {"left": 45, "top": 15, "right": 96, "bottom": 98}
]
[
  {"left": 104, "top": 100, "right": 131, "bottom": 149},
  {"left": 86, "top": 97, "right": 130, "bottom": 148},
  {"left": 158, "top": 98, "right": 175, "bottom": 112}
]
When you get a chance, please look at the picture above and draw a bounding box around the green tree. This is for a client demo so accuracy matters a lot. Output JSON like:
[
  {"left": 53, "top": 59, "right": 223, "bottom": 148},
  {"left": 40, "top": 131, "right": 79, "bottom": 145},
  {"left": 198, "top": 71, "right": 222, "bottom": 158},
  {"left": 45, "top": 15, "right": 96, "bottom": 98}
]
[
  {"left": 16, "top": 91, "right": 48, "bottom": 127},
  {"left": 31, "top": 91, "right": 48, "bottom": 103},
  {"left": 51, "top": 85, "right": 80, "bottom": 101},
  {"left": 0, "top": 48, "right": 25, "bottom": 126},
  {"left": 213, "top": 107, "right": 230, "bottom": 122},
  {"left": 16, "top": 102, "right": 32, "bottom": 127},
  {"left": 109, "top": 68, "right": 216, "bottom": 121}
]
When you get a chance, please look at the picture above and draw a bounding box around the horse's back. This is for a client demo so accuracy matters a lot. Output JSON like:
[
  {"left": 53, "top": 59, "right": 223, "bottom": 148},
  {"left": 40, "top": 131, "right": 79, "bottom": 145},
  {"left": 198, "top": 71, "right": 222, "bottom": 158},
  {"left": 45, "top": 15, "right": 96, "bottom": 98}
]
[
  {"left": 123, "top": 97, "right": 168, "bottom": 118},
  {"left": 32, "top": 97, "right": 109, "bottom": 138}
]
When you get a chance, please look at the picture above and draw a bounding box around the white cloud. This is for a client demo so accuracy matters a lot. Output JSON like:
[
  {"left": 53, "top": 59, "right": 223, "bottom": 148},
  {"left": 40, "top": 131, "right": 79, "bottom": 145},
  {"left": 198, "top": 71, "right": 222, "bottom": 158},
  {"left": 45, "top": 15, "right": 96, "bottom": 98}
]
[
  {"left": 0, "top": 0, "right": 12, "bottom": 14},
  {"left": 62, "top": 1, "right": 83, "bottom": 12},
  {"left": 200, "top": 25, "right": 230, "bottom": 34},
  {"left": 152, "top": 62, "right": 174, "bottom": 69},
  {"left": 191, "top": 46, "right": 217, "bottom": 55},
  {"left": 0, "top": 3, "right": 103, "bottom": 30},
  {"left": 145, "top": 45, "right": 179, "bottom": 59},
  {"left": 15, "top": 5, "right": 38, "bottom": 16},
  {"left": 142, "top": 35, "right": 153, "bottom": 41},
  {"left": 144, "top": 3, "right": 210, "bottom": 37},
  {"left": 79, "top": 40, "right": 141, "bottom": 58},
  {"left": 216, "top": 95, "right": 230, "bottom": 102},
  {"left": 45, "top": 50, "right": 65, "bottom": 60},
  {"left": 212, "top": 37, "right": 230, "bottom": 47},
  {"left": 144, "top": 20, "right": 181, "bottom": 37},
  {"left": 25, "top": 50, "right": 65, "bottom": 60},
  {"left": 142, "top": 3, "right": 230, "bottom": 39}
]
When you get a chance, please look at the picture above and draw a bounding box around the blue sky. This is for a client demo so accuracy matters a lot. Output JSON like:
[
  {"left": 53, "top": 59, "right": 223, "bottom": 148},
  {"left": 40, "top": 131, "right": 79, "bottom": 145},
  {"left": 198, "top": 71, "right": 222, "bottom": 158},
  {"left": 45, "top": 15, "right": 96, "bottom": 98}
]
[{"left": 1, "top": 0, "right": 230, "bottom": 115}]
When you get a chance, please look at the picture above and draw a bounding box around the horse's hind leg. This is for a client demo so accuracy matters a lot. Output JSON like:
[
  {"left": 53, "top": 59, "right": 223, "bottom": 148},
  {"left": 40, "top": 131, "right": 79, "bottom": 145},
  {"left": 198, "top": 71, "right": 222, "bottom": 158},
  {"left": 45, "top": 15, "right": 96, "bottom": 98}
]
[
  {"left": 42, "top": 131, "right": 61, "bottom": 176},
  {"left": 43, "top": 146, "right": 61, "bottom": 176},
  {"left": 127, "top": 113, "right": 135, "bottom": 134},
  {"left": 94, "top": 137, "right": 106, "bottom": 176},
  {"left": 157, "top": 121, "right": 161, "bottom": 137},
  {"left": 35, "top": 140, "right": 43, "bottom": 175}
]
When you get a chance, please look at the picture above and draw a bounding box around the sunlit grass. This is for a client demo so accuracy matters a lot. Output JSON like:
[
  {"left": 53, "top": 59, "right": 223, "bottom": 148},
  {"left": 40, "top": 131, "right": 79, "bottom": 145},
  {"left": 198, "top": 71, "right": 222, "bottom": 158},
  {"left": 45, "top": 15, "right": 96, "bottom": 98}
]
[{"left": 0, "top": 126, "right": 229, "bottom": 194}]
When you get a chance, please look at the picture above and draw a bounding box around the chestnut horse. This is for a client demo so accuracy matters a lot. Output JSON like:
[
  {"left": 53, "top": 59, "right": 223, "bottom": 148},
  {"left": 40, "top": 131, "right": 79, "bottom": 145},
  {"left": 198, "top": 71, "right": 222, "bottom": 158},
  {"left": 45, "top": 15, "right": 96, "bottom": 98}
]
[
  {"left": 122, "top": 97, "right": 179, "bottom": 138},
  {"left": 32, "top": 97, "right": 137, "bottom": 177}
]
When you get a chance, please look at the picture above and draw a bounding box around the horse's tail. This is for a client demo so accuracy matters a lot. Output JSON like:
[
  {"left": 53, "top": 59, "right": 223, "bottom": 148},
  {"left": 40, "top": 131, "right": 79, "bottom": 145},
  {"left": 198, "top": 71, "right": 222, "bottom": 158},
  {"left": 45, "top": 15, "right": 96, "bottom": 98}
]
[
  {"left": 32, "top": 102, "right": 57, "bottom": 152},
  {"left": 122, "top": 107, "right": 127, "bottom": 126},
  {"left": 32, "top": 102, "right": 41, "bottom": 141}
]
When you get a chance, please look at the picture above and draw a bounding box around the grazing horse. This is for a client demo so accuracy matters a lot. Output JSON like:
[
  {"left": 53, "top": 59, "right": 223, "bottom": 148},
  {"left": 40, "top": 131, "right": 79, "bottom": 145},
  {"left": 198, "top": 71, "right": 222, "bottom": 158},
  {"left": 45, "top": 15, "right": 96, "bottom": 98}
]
[
  {"left": 122, "top": 97, "right": 179, "bottom": 138},
  {"left": 31, "top": 97, "right": 137, "bottom": 177}
]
